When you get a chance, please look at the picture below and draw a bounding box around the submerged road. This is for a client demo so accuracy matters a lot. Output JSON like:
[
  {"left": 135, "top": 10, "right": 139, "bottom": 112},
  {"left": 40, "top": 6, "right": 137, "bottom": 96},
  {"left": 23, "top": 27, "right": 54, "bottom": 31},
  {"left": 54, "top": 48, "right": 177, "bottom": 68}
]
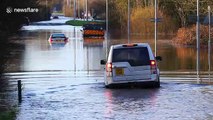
[
  {"left": 1, "top": 17, "right": 213, "bottom": 120},
  {"left": 5, "top": 71, "right": 213, "bottom": 120}
]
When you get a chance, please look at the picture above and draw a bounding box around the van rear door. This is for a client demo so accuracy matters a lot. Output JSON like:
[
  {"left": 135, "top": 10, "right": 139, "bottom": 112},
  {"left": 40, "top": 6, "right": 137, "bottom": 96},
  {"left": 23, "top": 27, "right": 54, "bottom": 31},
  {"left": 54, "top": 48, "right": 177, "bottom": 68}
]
[{"left": 112, "top": 47, "right": 151, "bottom": 81}]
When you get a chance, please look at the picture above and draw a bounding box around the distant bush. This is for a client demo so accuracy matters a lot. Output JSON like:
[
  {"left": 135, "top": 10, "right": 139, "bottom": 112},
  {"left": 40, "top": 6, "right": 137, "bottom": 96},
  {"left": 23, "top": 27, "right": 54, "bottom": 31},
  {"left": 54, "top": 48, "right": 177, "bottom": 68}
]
[
  {"left": 107, "top": 5, "right": 179, "bottom": 36},
  {"left": 131, "top": 7, "right": 178, "bottom": 36},
  {"left": 63, "top": 5, "right": 73, "bottom": 17},
  {"left": 173, "top": 25, "right": 213, "bottom": 45},
  {"left": 131, "top": 7, "right": 154, "bottom": 34}
]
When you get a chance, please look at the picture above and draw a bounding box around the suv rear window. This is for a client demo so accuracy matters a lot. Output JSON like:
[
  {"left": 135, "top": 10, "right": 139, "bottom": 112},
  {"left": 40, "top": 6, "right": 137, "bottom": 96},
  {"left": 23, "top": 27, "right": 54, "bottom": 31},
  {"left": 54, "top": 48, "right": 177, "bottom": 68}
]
[
  {"left": 112, "top": 47, "right": 150, "bottom": 66},
  {"left": 52, "top": 34, "right": 65, "bottom": 38}
]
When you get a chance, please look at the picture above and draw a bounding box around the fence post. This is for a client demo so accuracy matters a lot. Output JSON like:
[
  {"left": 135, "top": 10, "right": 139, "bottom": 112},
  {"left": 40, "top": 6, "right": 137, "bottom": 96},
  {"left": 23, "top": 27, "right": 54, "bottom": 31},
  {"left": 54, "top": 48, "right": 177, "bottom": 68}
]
[{"left": 18, "top": 80, "right": 22, "bottom": 103}]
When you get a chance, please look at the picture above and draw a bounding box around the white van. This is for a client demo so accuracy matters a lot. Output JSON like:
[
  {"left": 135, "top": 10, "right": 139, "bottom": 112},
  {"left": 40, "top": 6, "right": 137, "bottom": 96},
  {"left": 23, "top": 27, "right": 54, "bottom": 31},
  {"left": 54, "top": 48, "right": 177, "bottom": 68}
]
[{"left": 101, "top": 43, "right": 162, "bottom": 88}]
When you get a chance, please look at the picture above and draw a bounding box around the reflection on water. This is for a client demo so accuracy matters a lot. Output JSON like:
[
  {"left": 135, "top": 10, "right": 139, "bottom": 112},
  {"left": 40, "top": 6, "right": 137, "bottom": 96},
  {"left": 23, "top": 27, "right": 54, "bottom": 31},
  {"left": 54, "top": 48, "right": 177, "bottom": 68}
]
[
  {"left": 2, "top": 28, "right": 213, "bottom": 73},
  {"left": 2, "top": 39, "right": 25, "bottom": 72},
  {"left": 104, "top": 88, "right": 159, "bottom": 119},
  {"left": 49, "top": 43, "right": 67, "bottom": 49},
  {"left": 16, "top": 30, "right": 105, "bottom": 71},
  {"left": 157, "top": 42, "right": 213, "bottom": 71},
  {"left": 83, "top": 38, "right": 105, "bottom": 71}
]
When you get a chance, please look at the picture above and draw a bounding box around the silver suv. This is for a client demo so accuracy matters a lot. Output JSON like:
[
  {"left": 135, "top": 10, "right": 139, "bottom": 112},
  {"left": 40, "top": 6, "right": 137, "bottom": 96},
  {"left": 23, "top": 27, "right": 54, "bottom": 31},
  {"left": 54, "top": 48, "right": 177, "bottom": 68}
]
[{"left": 101, "top": 43, "right": 162, "bottom": 88}]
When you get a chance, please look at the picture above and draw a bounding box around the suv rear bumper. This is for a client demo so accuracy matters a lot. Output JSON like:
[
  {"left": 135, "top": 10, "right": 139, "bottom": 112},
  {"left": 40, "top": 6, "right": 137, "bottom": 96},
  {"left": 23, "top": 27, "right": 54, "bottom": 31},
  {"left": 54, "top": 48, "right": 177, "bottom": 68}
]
[
  {"left": 106, "top": 81, "right": 160, "bottom": 88},
  {"left": 106, "top": 76, "right": 159, "bottom": 86}
]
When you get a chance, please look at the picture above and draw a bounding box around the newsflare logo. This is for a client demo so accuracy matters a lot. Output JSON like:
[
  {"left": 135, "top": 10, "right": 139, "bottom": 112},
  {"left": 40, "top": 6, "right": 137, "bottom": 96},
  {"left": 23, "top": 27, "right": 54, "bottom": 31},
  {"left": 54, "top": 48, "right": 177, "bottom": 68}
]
[
  {"left": 6, "top": 7, "right": 13, "bottom": 13},
  {"left": 6, "top": 7, "right": 39, "bottom": 13}
]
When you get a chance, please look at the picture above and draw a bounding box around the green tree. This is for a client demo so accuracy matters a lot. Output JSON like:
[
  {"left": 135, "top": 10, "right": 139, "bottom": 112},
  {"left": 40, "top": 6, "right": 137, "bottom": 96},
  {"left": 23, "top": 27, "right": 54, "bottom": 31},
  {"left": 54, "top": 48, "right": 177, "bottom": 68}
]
[{"left": 159, "top": 0, "right": 213, "bottom": 27}]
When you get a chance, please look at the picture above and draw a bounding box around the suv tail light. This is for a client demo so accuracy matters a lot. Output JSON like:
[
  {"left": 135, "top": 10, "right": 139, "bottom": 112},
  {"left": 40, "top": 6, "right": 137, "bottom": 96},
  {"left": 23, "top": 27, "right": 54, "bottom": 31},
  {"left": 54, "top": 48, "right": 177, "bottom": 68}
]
[
  {"left": 106, "top": 63, "right": 112, "bottom": 72},
  {"left": 150, "top": 60, "right": 157, "bottom": 74},
  {"left": 50, "top": 38, "right": 53, "bottom": 42},
  {"left": 65, "top": 37, "right": 68, "bottom": 42}
]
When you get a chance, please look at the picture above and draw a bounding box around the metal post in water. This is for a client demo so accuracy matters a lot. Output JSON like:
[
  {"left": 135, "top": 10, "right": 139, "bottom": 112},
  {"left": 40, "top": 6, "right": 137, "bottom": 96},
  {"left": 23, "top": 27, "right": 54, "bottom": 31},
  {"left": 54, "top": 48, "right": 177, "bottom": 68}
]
[
  {"left": 74, "top": 0, "right": 76, "bottom": 20},
  {"left": 196, "top": 0, "right": 200, "bottom": 83},
  {"left": 82, "top": 0, "right": 85, "bottom": 20},
  {"left": 78, "top": 0, "right": 80, "bottom": 18},
  {"left": 87, "top": 46, "right": 89, "bottom": 73},
  {"left": 105, "top": 0, "right": 109, "bottom": 58},
  {"left": 46, "top": 0, "right": 48, "bottom": 19},
  {"left": 208, "top": 6, "right": 211, "bottom": 82},
  {"left": 86, "top": 0, "right": 88, "bottom": 21},
  {"left": 18, "top": 80, "right": 22, "bottom": 103},
  {"left": 154, "top": 0, "right": 158, "bottom": 56},
  {"left": 74, "top": 27, "right": 76, "bottom": 71},
  {"left": 127, "top": 0, "right": 130, "bottom": 43}
]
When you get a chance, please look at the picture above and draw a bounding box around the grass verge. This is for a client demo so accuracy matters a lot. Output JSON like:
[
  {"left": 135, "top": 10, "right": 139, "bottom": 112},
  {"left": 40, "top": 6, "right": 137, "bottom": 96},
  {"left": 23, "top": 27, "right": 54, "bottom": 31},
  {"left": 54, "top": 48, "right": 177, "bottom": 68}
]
[
  {"left": 65, "top": 20, "right": 105, "bottom": 26},
  {"left": 0, "top": 109, "right": 17, "bottom": 120}
]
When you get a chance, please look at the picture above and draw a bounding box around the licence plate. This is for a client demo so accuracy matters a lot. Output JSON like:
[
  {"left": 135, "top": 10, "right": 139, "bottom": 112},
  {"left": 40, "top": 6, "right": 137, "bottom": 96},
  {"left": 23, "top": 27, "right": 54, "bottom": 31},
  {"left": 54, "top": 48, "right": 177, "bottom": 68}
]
[
  {"left": 116, "top": 68, "right": 124, "bottom": 76},
  {"left": 56, "top": 40, "right": 64, "bottom": 42}
]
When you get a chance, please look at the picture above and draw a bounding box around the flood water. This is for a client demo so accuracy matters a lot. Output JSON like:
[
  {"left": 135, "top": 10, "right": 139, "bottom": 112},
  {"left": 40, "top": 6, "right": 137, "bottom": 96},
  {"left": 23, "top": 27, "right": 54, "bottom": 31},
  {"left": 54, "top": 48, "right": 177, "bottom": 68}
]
[
  {"left": 0, "top": 17, "right": 212, "bottom": 120},
  {"left": 4, "top": 26, "right": 213, "bottom": 73}
]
